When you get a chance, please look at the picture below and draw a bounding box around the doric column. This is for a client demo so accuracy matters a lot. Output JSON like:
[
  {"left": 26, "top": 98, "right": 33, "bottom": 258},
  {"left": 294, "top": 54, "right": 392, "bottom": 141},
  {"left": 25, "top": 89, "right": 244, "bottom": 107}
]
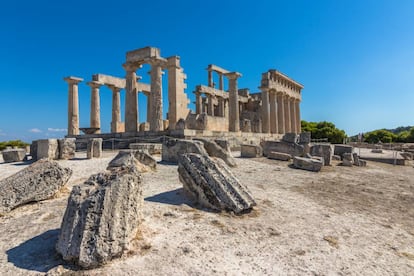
[
  {"left": 195, "top": 93, "right": 203, "bottom": 114},
  {"left": 295, "top": 99, "right": 301, "bottom": 133},
  {"left": 207, "top": 94, "right": 215, "bottom": 116},
  {"left": 123, "top": 63, "right": 139, "bottom": 132},
  {"left": 269, "top": 91, "right": 278, "bottom": 134},
  {"left": 64, "top": 76, "right": 83, "bottom": 135},
  {"left": 261, "top": 88, "right": 270, "bottom": 133},
  {"left": 276, "top": 92, "right": 285, "bottom": 134},
  {"left": 284, "top": 95, "right": 291, "bottom": 133},
  {"left": 149, "top": 58, "right": 165, "bottom": 131},
  {"left": 208, "top": 70, "right": 213, "bottom": 87},
  {"left": 290, "top": 97, "right": 297, "bottom": 133},
  {"left": 218, "top": 96, "right": 225, "bottom": 117},
  {"left": 87, "top": 81, "right": 103, "bottom": 133},
  {"left": 226, "top": 72, "right": 242, "bottom": 132},
  {"left": 108, "top": 85, "right": 122, "bottom": 133},
  {"left": 219, "top": 73, "right": 224, "bottom": 90}
]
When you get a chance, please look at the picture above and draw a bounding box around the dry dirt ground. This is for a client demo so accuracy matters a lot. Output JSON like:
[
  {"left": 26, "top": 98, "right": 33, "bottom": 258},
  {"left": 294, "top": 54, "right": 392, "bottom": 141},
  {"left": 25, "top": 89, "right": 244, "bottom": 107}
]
[{"left": 0, "top": 151, "right": 414, "bottom": 275}]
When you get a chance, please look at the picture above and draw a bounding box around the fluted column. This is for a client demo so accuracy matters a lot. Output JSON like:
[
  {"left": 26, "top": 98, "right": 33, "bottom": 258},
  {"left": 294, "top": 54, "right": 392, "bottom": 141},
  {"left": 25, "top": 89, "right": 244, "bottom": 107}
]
[
  {"left": 277, "top": 92, "right": 285, "bottom": 134},
  {"left": 261, "top": 89, "right": 270, "bottom": 133},
  {"left": 87, "top": 81, "right": 103, "bottom": 133},
  {"left": 284, "top": 95, "right": 291, "bottom": 133},
  {"left": 108, "top": 85, "right": 122, "bottom": 133},
  {"left": 226, "top": 72, "right": 242, "bottom": 132},
  {"left": 290, "top": 97, "right": 297, "bottom": 133},
  {"left": 195, "top": 93, "right": 203, "bottom": 114},
  {"left": 207, "top": 94, "right": 214, "bottom": 116},
  {"left": 208, "top": 70, "right": 213, "bottom": 87},
  {"left": 295, "top": 99, "right": 301, "bottom": 133},
  {"left": 217, "top": 96, "right": 225, "bottom": 117},
  {"left": 149, "top": 59, "right": 164, "bottom": 131},
  {"left": 64, "top": 76, "right": 83, "bottom": 135},
  {"left": 219, "top": 73, "right": 224, "bottom": 90},
  {"left": 269, "top": 91, "right": 278, "bottom": 134},
  {"left": 123, "top": 63, "right": 139, "bottom": 132}
]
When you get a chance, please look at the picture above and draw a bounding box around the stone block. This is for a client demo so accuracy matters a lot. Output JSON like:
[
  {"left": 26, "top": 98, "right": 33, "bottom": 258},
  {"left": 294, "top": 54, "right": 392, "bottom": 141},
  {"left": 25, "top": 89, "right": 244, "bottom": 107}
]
[
  {"left": 162, "top": 138, "right": 208, "bottom": 163},
  {"left": 267, "top": 151, "right": 291, "bottom": 161},
  {"left": 299, "top": 132, "right": 311, "bottom": 144},
  {"left": 358, "top": 159, "right": 367, "bottom": 167},
  {"left": 371, "top": 149, "right": 383, "bottom": 154},
  {"left": 240, "top": 144, "right": 263, "bottom": 158},
  {"left": 293, "top": 156, "right": 323, "bottom": 172},
  {"left": 194, "top": 138, "right": 236, "bottom": 167},
  {"left": 175, "top": 118, "right": 186, "bottom": 130},
  {"left": 107, "top": 151, "right": 152, "bottom": 173},
  {"left": 56, "top": 166, "right": 143, "bottom": 268},
  {"left": 262, "top": 140, "right": 304, "bottom": 157},
  {"left": 139, "top": 122, "right": 150, "bottom": 131},
  {"left": 342, "top": 152, "right": 354, "bottom": 166},
  {"left": 37, "top": 139, "right": 59, "bottom": 160},
  {"left": 86, "top": 138, "right": 102, "bottom": 159},
  {"left": 58, "top": 138, "right": 76, "bottom": 160},
  {"left": 400, "top": 152, "right": 413, "bottom": 160},
  {"left": 30, "top": 141, "right": 38, "bottom": 161},
  {"left": 1, "top": 148, "right": 26, "bottom": 163},
  {"left": 334, "top": 144, "right": 353, "bottom": 158},
  {"left": 310, "top": 144, "right": 333, "bottom": 166},
  {"left": 282, "top": 133, "right": 298, "bottom": 143},
  {"left": 129, "top": 143, "right": 162, "bottom": 155},
  {"left": 332, "top": 155, "right": 341, "bottom": 161},
  {"left": 0, "top": 159, "right": 72, "bottom": 213},
  {"left": 178, "top": 153, "right": 256, "bottom": 214},
  {"left": 214, "top": 139, "right": 231, "bottom": 152}
]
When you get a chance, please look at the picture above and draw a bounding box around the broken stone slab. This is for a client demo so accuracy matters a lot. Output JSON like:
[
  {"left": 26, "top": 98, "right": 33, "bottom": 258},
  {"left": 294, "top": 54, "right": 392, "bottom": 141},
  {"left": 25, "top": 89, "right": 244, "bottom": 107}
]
[
  {"left": 240, "top": 144, "right": 263, "bottom": 158},
  {"left": 293, "top": 156, "right": 323, "bottom": 172},
  {"left": 56, "top": 166, "right": 143, "bottom": 269},
  {"left": 310, "top": 144, "right": 333, "bottom": 166},
  {"left": 1, "top": 148, "right": 26, "bottom": 163},
  {"left": 58, "top": 138, "right": 76, "bottom": 160},
  {"left": 37, "top": 139, "right": 59, "bottom": 160},
  {"left": 282, "top": 133, "right": 298, "bottom": 143},
  {"left": 87, "top": 138, "right": 102, "bottom": 159},
  {"left": 129, "top": 143, "right": 162, "bottom": 155},
  {"left": 30, "top": 141, "right": 38, "bottom": 161},
  {"left": 107, "top": 151, "right": 152, "bottom": 172},
  {"left": 195, "top": 138, "right": 237, "bottom": 167},
  {"left": 298, "top": 132, "right": 311, "bottom": 144},
  {"left": 267, "top": 151, "right": 291, "bottom": 161},
  {"left": 342, "top": 152, "right": 354, "bottom": 166},
  {"left": 358, "top": 159, "right": 367, "bottom": 167},
  {"left": 133, "top": 150, "right": 157, "bottom": 170},
  {"left": 214, "top": 139, "right": 231, "bottom": 152},
  {"left": 400, "top": 152, "right": 413, "bottom": 160},
  {"left": 332, "top": 155, "right": 341, "bottom": 161},
  {"left": 334, "top": 144, "right": 353, "bottom": 158},
  {"left": 178, "top": 153, "right": 256, "bottom": 214},
  {"left": 162, "top": 138, "right": 208, "bottom": 163},
  {"left": 311, "top": 156, "right": 325, "bottom": 166},
  {"left": 371, "top": 149, "right": 383, "bottom": 154},
  {"left": 0, "top": 159, "right": 72, "bottom": 213},
  {"left": 261, "top": 140, "right": 305, "bottom": 157}
]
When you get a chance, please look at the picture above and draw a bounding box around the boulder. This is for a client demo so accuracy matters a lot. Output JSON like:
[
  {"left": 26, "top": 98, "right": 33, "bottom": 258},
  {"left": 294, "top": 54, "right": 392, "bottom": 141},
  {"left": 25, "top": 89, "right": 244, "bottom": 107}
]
[
  {"left": 1, "top": 148, "right": 26, "bottom": 163},
  {"left": 162, "top": 138, "right": 208, "bottom": 163},
  {"left": 0, "top": 160, "right": 72, "bottom": 213},
  {"left": 282, "top": 133, "right": 298, "bottom": 143},
  {"left": 261, "top": 140, "right": 305, "bottom": 157},
  {"left": 267, "top": 151, "right": 291, "bottom": 161},
  {"left": 178, "top": 153, "right": 256, "bottom": 214},
  {"left": 87, "top": 138, "right": 102, "bottom": 159},
  {"left": 334, "top": 144, "right": 353, "bottom": 158},
  {"left": 240, "top": 144, "right": 262, "bottom": 158},
  {"left": 299, "top": 132, "right": 311, "bottom": 144},
  {"left": 293, "top": 156, "right": 323, "bottom": 172},
  {"left": 195, "top": 138, "right": 236, "bottom": 167},
  {"left": 56, "top": 166, "right": 143, "bottom": 268},
  {"left": 107, "top": 151, "right": 151, "bottom": 172},
  {"left": 342, "top": 152, "right": 354, "bottom": 166},
  {"left": 30, "top": 141, "right": 38, "bottom": 161},
  {"left": 310, "top": 144, "right": 334, "bottom": 165},
  {"left": 37, "top": 139, "right": 59, "bottom": 160},
  {"left": 58, "top": 138, "right": 76, "bottom": 160}
]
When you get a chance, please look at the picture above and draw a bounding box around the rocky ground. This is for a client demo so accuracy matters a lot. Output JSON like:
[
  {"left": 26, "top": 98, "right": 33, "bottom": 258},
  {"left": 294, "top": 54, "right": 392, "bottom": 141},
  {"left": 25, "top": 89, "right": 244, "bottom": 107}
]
[{"left": 0, "top": 151, "right": 413, "bottom": 275}]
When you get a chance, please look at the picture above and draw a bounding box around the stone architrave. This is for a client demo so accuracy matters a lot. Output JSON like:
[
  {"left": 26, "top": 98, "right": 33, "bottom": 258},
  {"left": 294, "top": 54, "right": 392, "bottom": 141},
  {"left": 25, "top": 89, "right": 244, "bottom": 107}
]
[
  {"left": 123, "top": 63, "right": 139, "bottom": 132},
  {"left": 87, "top": 81, "right": 103, "bottom": 133},
  {"left": 226, "top": 72, "right": 241, "bottom": 132},
  {"left": 261, "top": 89, "right": 270, "bottom": 133},
  {"left": 149, "top": 58, "right": 165, "bottom": 131},
  {"left": 108, "top": 85, "right": 122, "bottom": 133},
  {"left": 269, "top": 91, "right": 278, "bottom": 134},
  {"left": 64, "top": 76, "right": 83, "bottom": 135}
]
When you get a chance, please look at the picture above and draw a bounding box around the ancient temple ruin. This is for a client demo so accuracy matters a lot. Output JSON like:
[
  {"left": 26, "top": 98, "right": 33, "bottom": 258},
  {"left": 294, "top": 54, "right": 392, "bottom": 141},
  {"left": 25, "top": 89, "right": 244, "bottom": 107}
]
[{"left": 64, "top": 46, "right": 303, "bottom": 145}]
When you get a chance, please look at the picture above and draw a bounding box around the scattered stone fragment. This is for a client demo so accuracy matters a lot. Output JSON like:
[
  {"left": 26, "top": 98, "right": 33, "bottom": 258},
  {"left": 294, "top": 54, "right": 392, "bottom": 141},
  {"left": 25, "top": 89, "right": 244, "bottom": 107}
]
[
  {"left": 58, "top": 138, "right": 76, "bottom": 160},
  {"left": 311, "top": 156, "right": 325, "bottom": 166},
  {"left": 178, "top": 153, "right": 256, "bottom": 214},
  {"left": 334, "top": 144, "right": 353, "bottom": 158},
  {"left": 129, "top": 143, "right": 162, "bottom": 155},
  {"left": 282, "top": 133, "right": 298, "bottom": 143},
  {"left": 332, "top": 155, "right": 341, "bottom": 161},
  {"left": 56, "top": 166, "right": 143, "bottom": 268},
  {"left": 310, "top": 144, "right": 333, "bottom": 166},
  {"left": 293, "top": 156, "right": 323, "bottom": 172},
  {"left": 30, "top": 141, "right": 38, "bottom": 161},
  {"left": 133, "top": 150, "right": 157, "bottom": 170},
  {"left": 240, "top": 144, "right": 263, "bottom": 158},
  {"left": 195, "top": 138, "right": 236, "bottom": 167},
  {"left": 107, "top": 151, "right": 151, "bottom": 172},
  {"left": 342, "top": 152, "right": 354, "bottom": 166},
  {"left": 262, "top": 140, "right": 305, "bottom": 157},
  {"left": 267, "top": 151, "right": 291, "bottom": 161},
  {"left": 162, "top": 138, "right": 208, "bottom": 163},
  {"left": 37, "top": 139, "right": 59, "bottom": 160},
  {"left": 87, "top": 138, "right": 102, "bottom": 159},
  {"left": 298, "top": 132, "right": 311, "bottom": 144},
  {"left": 0, "top": 159, "right": 72, "bottom": 213},
  {"left": 214, "top": 139, "right": 231, "bottom": 152},
  {"left": 1, "top": 148, "right": 26, "bottom": 163}
]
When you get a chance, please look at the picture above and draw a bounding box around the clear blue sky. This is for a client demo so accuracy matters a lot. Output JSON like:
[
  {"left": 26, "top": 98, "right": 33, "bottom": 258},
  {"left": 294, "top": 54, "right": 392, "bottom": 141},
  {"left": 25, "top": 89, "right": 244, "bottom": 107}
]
[{"left": 1, "top": 0, "right": 413, "bottom": 142}]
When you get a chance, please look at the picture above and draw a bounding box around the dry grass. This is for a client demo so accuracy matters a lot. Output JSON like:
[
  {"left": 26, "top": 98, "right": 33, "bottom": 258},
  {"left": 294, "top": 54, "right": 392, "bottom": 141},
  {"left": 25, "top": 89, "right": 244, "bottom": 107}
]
[{"left": 323, "top": 236, "right": 339, "bottom": 248}]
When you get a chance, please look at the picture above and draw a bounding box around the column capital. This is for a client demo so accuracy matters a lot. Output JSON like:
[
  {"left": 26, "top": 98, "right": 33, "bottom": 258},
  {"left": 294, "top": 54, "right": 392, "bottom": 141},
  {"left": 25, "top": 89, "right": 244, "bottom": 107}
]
[
  {"left": 107, "top": 84, "right": 122, "bottom": 92},
  {"left": 122, "top": 62, "right": 141, "bottom": 72},
  {"left": 148, "top": 57, "right": 167, "bottom": 67},
  {"left": 225, "top": 72, "right": 242, "bottom": 79},
  {"left": 64, "top": 76, "right": 83, "bottom": 84},
  {"left": 87, "top": 81, "right": 103, "bottom": 88}
]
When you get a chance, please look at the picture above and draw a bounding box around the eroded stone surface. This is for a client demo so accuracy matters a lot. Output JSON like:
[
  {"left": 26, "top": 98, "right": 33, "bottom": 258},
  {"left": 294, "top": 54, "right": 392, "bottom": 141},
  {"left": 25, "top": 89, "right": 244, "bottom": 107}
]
[
  {"left": 268, "top": 151, "right": 291, "bottom": 161},
  {"left": 310, "top": 144, "right": 333, "bottom": 166},
  {"left": 293, "top": 156, "right": 323, "bottom": 172},
  {"left": 58, "top": 138, "right": 76, "bottom": 160},
  {"left": 1, "top": 149, "right": 26, "bottom": 163},
  {"left": 334, "top": 145, "right": 353, "bottom": 158},
  {"left": 0, "top": 159, "right": 72, "bottom": 213},
  {"left": 37, "top": 139, "right": 59, "bottom": 160},
  {"left": 240, "top": 144, "right": 263, "bottom": 158},
  {"left": 178, "top": 153, "right": 256, "bottom": 214},
  {"left": 342, "top": 152, "right": 354, "bottom": 166},
  {"left": 162, "top": 139, "right": 208, "bottom": 163},
  {"left": 56, "top": 166, "right": 143, "bottom": 268},
  {"left": 195, "top": 138, "right": 236, "bottom": 167},
  {"left": 107, "top": 151, "right": 151, "bottom": 173},
  {"left": 262, "top": 140, "right": 304, "bottom": 157},
  {"left": 87, "top": 138, "right": 102, "bottom": 159}
]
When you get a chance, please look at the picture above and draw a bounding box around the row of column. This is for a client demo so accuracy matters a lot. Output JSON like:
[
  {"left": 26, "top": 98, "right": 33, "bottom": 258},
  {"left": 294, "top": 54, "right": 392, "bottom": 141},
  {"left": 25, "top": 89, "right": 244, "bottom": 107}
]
[
  {"left": 208, "top": 70, "right": 224, "bottom": 90},
  {"left": 262, "top": 90, "right": 301, "bottom": 134},
  {"left": 195, "top": 93, "right": 227, "bottom": 117}
]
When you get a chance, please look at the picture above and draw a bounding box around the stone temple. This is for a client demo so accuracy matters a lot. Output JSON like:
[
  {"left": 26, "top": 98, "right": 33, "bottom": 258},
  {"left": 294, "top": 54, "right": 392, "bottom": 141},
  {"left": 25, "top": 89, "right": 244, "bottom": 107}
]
[{"left": 64, "top": 46, "right": 303, "bottom": 147}]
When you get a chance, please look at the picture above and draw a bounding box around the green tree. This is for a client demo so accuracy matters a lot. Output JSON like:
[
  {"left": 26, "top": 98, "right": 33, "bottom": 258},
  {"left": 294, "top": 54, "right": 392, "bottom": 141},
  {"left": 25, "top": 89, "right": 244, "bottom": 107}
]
[
  {"left": 363, "top": 129, "right": 396, "bottom": 143},
  {"left": 301, "top": 120, "right": 347, "bottom": 144},
  {"left": 0, "top": 140, "right": 29, "bottom": 151}
]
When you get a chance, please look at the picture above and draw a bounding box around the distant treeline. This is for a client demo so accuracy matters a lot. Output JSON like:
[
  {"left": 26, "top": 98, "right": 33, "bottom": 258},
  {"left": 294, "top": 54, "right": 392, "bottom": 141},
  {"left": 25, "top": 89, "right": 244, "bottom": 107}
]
[
  {"left": 0, "top": 140, "right": 29, "bottom": 151},
  {"left": 350, "top": 126, "right": 414, "bottom": 143},
  {"left": 301, "top": 120, "right": 347, "bottom": 144}
]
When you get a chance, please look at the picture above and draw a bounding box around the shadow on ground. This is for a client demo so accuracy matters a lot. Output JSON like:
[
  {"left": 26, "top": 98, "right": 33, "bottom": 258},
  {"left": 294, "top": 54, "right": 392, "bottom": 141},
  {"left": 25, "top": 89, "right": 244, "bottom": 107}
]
[{"left": 6, "top": 229, "right": 68, "bottom": 273}]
